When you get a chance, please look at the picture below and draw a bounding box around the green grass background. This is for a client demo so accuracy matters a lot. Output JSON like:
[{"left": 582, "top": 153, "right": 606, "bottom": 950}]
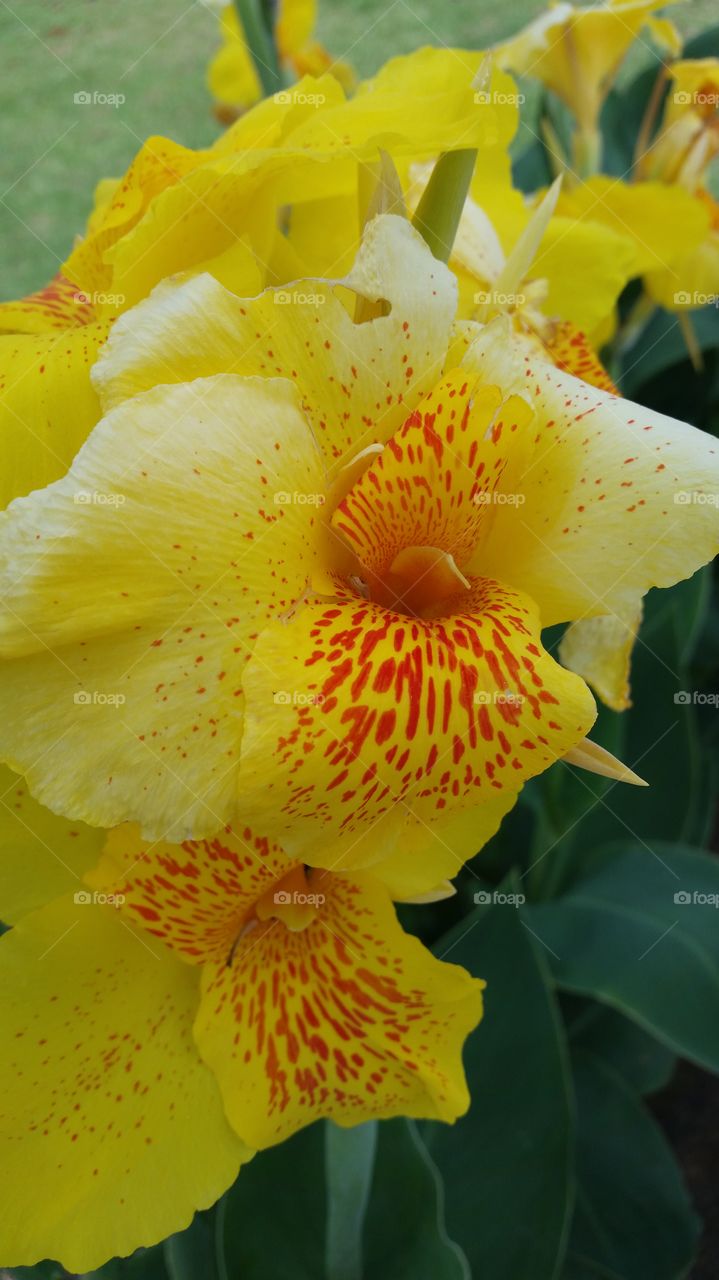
[{"left": 0, "top": 0, "right": 714, "bottom": 300}]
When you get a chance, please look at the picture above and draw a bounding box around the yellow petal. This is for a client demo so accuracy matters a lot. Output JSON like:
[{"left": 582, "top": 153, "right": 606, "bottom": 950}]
[
  {"left": 0, "top": 765, "right": 104, "bottom": 924},
  {"left": 0, "top": 375, "right": 325, "bottom": 839},
  {"left": 560, "top": 597, "right": 643, "bottom": 711},
  {"left": 236, "top": 577, "right": 596, "bottom": 870},
  {"left": 0, "top": 895, "right": 249, "bottom": 1272},
  {"left": 195, "top": 868, "right": 483, "bottom": 1147},
  {"left": 94, "top": 214, "right": 458, "bottom": 480},
  {"left": 462, "top": 319, "right": 719, "bottom": 627},
  {"left": 0, "top": 320, "right": 108, "bottom": 509}
]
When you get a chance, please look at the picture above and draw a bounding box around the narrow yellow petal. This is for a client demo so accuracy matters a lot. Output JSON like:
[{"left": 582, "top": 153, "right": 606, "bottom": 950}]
[{"left": 564, "top": 738, "right": 648, "bottom": 786}]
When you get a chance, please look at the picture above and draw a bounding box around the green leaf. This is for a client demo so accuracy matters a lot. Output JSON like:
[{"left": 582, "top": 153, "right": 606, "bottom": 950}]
[
  {"left": 563, "top": 998, "right": 675, "bottom": 1095},
  {"left": 619, "top": 306, "right": 719, "bottom": 399},
  {"left": 363, "top": 1120, "right": 469, "bottom": 1280},
  {"left": 165, "top": 1213, "right": 218, "bottom": 1280},
  {"left": 423, "top": 893, "right": 574, "bottom": 1279},
  {"left": 526, "top": 843, "right": 719, "bottom": 1073},
  {"left": 325, "top": 1122, "right": 377, "bottom": 1280},
  {"left": 216, "top": 1124, "right": 325, "bottom": 1280},
  {"left": 562, "top": 1051, "right": 699, "bottom": 1279}
]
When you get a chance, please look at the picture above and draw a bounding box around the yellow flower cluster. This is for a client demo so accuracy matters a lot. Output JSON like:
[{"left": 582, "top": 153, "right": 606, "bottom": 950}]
[{"left": 0, "top": 4, "right": 717, "bottom": 1270}]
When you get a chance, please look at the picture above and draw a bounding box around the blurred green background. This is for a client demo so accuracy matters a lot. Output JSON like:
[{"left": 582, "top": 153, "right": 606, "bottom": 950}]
[{"left": 0, "top": 0, "right": 716, "bottom": 301}]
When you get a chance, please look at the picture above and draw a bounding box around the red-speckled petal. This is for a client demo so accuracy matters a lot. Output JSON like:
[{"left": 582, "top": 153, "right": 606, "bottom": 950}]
[
  {"left": 543, "top": 322, "right": 618, "bottom": 394},
  {"left": 0, "top": 895, "right": 249, "bottom": 1273},
  {"left": 194, "top": 868, "right": 483, "bottom": 1148},
  {"left": 0, "top": 374, "right": 325, "bottom": 840},
  {"left": 237, "top": 578, "right": 596, "bottom": 869},
  {"left": 0, "top": 273, "right": 97, "bottom": 335},
  {"left": 462, "top": 323, "right": 719, "bottom": 625},
  {"left": 332, "top": 369, "right": 534, "bottom": 577}
]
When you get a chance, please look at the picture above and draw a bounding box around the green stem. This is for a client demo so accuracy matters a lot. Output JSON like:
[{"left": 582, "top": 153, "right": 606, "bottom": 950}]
[
  {"left": 233, "top": 0, "right": 282, "bottom": 98},
  {"left": 412, "top": 149, "right": 477, "bottom": 263},
  {"left": 325, "top": 1121, "right": 378, "bottom": 1280}
]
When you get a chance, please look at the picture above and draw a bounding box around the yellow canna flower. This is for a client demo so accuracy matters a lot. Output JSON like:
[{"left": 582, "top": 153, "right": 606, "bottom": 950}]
[
  {"left": 0, "top": 215, "right": 717, "bottom": 877},
  {"left": 0, "top": 783, "right": 479, "bottom": 1270},
  {"left": 208, "top": 0, "right": 355, "bottom": 118},
  {"left": 0, "top": 49, "right": 516, "bottom": 513},
  {"left": 495, "top": 0, "right": 682, "bottom": 171},
  {"left": 0, "top": 275, "right": 109, "bottom": 511}
]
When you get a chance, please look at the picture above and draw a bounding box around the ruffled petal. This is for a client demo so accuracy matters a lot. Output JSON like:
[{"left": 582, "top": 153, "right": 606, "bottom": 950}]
[
  {"left": 237, "top": 579, "right": 596, "bottom": 868},
  {"left": 0, "top": 896, "right": 248, "bottom": 1272},
  {"left": 94, "top": 215, "right": 457, "bottom": 478},
  {"left": 0, "top": 321, "right": 108, "bottom": 509},
  {"left": 0, "top": 375, "right": 325, "bottom": 838},
  {"left": 194, "top": 868, "right": 483, "bottom": 1147},
  {"left": 461, "top": 322, "right": 719, "bottom": 626},
  {"left": 559, "top": 597, "right": 643, "bottom": 711}
]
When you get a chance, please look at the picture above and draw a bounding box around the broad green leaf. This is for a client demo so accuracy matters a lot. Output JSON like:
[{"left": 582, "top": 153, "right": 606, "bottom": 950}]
[
  {"left": 363, "top": 1121, "right": 469, "bottom": 1280},
  {"left": 165, "top": 1213, "right": 217, "bottom": 1280},
  {"left": 562, "top": 1051, "right": 699, "bottom": 1279},
  {"left": 325, "top": 1122, "right": 377, "bottom": 1280},
  {"left": 423, "top": 894, "right": 574, "bottom": 1279},
  {"left": 527, "top": 844, "right": 719, "bottom": 1072},
  {"left": 619, "top": 306, "right": 719, "bottom": 400},
  {"left": 216, "top": 1125, "right": 325, "bottom": 1280},
  {"left": 563, "top": 998, "right": 675, "bottom": 1095}
]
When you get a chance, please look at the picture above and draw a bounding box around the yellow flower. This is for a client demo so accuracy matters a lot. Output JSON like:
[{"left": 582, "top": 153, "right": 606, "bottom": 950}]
[
  {"left": 0, "top": 786, "right": 479, "bottom": 1270},
  {"left": 0, "top": 275, "right": 109, "bottom": 511},
  {"left": 0, "top": 215, "right": 717, "bottom": 877},
  {"left": 495, "top": 0, "right": 682, "bottom": 170},
  {"left": 209, "top": 1, "right": 355, "bottom": 116},
  {"left": 0, "top": 49, "right": 516, "bottom": 510}
]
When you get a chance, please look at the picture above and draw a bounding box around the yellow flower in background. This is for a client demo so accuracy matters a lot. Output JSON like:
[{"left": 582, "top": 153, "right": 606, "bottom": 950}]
[
  {"left": 0, "top": 216, "right": 717, "bottom": 884},
  {"left": 0, "top": 50, "right": 517, "bottom": 511},
  {"left": 495, "top": 0, "right": 682, "bottom": 171},
  {"left": 209, "top": 0, "right": 355, "bottom": 118},
  {"left": 636, "top": 59, "right": 719, "bottom": 315},
  {"left": 0, "top": 786, "right": 480, "bottom": 1270}
]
